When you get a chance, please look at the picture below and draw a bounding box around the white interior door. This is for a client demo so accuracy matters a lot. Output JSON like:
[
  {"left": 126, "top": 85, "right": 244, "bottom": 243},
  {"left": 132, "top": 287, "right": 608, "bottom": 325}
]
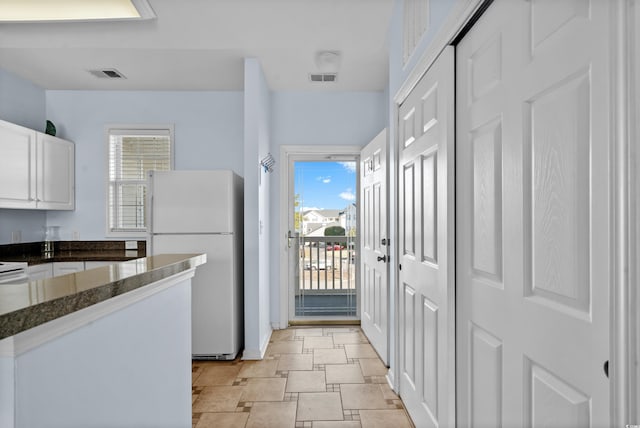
[
  {"left": 456, "top": 0, "right": 611, "bottom": 426},
  {"left": 360, "top": 129, "right": 388, "bottom": 365},
  {"left": 398, "top": 46, "right": 455, "bottom": 427}
]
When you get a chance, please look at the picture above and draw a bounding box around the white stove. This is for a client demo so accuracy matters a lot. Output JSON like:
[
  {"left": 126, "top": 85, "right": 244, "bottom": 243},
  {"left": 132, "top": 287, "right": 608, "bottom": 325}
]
[{"left": 0, "top": 261, "right": 28, "bottom": 284}]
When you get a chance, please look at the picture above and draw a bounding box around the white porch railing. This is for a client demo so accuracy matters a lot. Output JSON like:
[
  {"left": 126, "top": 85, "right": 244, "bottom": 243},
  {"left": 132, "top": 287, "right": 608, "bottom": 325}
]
[{"left": 295, "top": 235, "right": 356, "bottom": 316}]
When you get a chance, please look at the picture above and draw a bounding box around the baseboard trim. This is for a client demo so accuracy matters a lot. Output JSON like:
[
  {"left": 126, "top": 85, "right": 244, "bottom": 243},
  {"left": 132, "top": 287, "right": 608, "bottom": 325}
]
[
  {"left": 241, "top": 328, "right": 273, "bottom": 360},
  {"left": 288, "top": 319, "right": 361, "bottom": 326}
]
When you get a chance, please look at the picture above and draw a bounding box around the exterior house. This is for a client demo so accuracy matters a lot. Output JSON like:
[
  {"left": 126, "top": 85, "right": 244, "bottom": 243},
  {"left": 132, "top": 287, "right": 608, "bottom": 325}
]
[
  {"left": 0, "top": 0, "right": 637, "bottom": 426},
  {"left": 301, "top": 209, "right": 340, "bottom": 236},
  {"left": 339, "top": 203, "right": 356, "bottom": 237}
]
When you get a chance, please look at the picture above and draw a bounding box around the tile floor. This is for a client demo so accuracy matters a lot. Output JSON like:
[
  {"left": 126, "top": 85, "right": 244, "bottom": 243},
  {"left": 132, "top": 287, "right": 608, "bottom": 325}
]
[{"left": 192, "top": 326, "right": 415, "bottom": 428}]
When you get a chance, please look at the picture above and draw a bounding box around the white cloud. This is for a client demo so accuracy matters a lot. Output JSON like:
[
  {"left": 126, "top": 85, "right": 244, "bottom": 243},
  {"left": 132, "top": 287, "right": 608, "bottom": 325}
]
[
  {"left": 338, "top": 161, "right": 356, "bottom": 173},
  {"left": 339, "top": 189, "right": 356, "bottom": 202},
  {"left": 316, "top": 175, "right": 331, "bottom": 183}
]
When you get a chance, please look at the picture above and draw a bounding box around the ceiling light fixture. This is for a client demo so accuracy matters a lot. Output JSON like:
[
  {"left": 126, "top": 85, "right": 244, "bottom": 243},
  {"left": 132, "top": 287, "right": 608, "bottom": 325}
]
[
  {"left": 0, "top": 0, "right": 155, "bottom": 22},
  {"left": 314, "top": 50, "right": 341, "bottom": 73}
]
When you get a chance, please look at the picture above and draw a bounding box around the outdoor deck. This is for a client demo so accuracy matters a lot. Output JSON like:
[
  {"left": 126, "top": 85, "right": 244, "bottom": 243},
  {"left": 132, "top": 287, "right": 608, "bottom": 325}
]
[{"left": 295, "top": 236, "right": 357, "bottom": 316}]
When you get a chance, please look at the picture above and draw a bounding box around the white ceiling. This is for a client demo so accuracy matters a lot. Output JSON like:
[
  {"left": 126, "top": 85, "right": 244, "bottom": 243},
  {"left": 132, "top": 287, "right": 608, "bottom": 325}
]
[{"left": 0, "top": 0, "right": 393, "bottom": 91}]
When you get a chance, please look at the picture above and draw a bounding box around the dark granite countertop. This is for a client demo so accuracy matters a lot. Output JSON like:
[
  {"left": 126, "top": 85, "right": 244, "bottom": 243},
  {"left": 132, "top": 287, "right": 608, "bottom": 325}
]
[
  {"left": 0, "top": 253, "right": 206, "bottom": 340},
  {"left": 6, "top": 250, "right": 144, "bottom": 265},
  {"left": 0, "top": 240, "right": 146, "bottom": 265}
]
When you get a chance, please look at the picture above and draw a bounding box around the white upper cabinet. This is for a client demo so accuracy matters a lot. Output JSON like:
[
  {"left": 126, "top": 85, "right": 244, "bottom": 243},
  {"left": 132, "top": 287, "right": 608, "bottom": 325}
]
[
  {"left": 0, "top": 119, "right": 75, "bottom": 210},
  {"left": 0, "top": 120, "right": 37, "bottom": 208},
  {"left": 37, "top": 133, "right": 75, "bottom": 210}
]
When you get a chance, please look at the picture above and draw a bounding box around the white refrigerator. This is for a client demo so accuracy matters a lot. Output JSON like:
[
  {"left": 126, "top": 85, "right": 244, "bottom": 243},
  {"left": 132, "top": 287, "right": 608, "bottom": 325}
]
[{"left": 148, "top": 170, "right": 244, "bottom": 360}]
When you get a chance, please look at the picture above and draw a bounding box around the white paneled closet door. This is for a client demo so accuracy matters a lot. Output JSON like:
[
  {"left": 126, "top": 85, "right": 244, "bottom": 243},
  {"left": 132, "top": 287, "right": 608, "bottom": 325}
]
[
  {"left": 456, "top": 0, "right": 611, "bottom": 426},
  {"left": 398, "top": 46, "right": 455, "bottom": 428}
]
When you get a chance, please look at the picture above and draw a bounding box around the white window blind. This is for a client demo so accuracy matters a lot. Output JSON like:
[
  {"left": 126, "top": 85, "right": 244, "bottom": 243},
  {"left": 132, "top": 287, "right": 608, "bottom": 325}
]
[{"left": 107, "top": 127, "right": 172, "bottom": 234}]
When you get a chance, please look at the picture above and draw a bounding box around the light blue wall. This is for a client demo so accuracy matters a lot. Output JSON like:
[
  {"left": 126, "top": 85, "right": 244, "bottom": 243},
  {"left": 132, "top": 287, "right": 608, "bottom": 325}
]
[
  {"left": 0, "top": 68, "right": 45, "bottom": 131},
  {"left": 0, "top": 69, "right": 47, "bottom": 244},
  {"left": 243, "top": 58, "right": 273, "bottom": 358},
  {"left": 271, "top": 92, "right": 387, "bottom": 146},
  {"left": 268, "top": 91, "right": 387, "bottom": 327},
  {"left": 0, "top": 211, "right": 47, "bottom": 244},
  {"left": 45, "top": 90, "right": 244, "bottom": 240}
]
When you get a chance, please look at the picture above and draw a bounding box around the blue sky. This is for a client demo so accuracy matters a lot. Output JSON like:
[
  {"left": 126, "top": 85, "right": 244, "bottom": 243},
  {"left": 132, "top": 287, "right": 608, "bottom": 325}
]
[{"left": 294, "top": 161, "right": 357, "bottom": 211}]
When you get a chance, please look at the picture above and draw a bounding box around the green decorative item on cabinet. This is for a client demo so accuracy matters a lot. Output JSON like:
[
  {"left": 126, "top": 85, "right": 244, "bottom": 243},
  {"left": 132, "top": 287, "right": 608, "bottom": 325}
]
[{"left": 45, "top": 120, "right": 56, "bottom": 136}]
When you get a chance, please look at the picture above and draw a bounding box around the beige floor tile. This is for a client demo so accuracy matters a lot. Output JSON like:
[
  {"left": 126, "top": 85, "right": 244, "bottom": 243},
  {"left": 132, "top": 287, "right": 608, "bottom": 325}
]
[
  {"left": 192, "top": 386, "right": 244, "bottom": 412},
  {"left": 332, "top": 332, "right": 368, "bottom": 345},
  {"left": 238, "top": 359, "right": 279, "bottom": 378},
  {"left": 325, "top": 364, "right": 364, "bottom": 384},
  {"left": 340, "top": 384, "right": 392, "bottom": 410},
  {"left": 286, "top": 370, "right": 327, "bottom": 392},
  {"left": 192, "top": 364, "right": 203, "bottom": 383},
  {"left": 195, "top": 412, "right": 249, "bottom": 428},
  {"left": 192, "top": 328, "right": 411, "bottom": 428},
  {"left": 294, "top": 328, "right": 324, "bottom": 337},
  {"left": 313, "top": 348, "right": 347, "bottom": 365},
  {"left": 359, "top": 410, "right": 413, "bottom": 428},
  {"left": 266, "top": 341, "right": 303, "bottom": 355},
  {"left": 357, "top": 359, "right": 388, "bottom": 377},
  {"left": 246, "top": 401, "right": 297, "bottom": 428},
  {"left": 297, "top": 392, "right": 344, "bottom": 421},
  {"left": 304, "top": 336, "right": 335, "bottom": 349},
  {"left": 344, "top": 344, "right": 378, "bottom": 359},
  {"left": 277, "top": 354, "right": 314, "bottom": 371},
  {"left": 380, "top": 384, "right": 400, "bottom": 400},
  {"left": 241, "top": 378, "right": 287, "bottom": 401},
  {"left": 323, "top": 327, "right": 360, "bottom": 334},
  {"left": 313, "top": 422, "right": 362, "bottom": 428},
  {"left": 194, "top": 364, "right": 242, "bottom": 386},
  {"left": 271, "top": 329, "right": 296, "bottom": 341}
]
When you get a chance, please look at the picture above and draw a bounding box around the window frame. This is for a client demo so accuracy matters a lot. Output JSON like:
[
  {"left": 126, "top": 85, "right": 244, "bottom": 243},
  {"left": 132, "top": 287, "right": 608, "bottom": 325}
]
[{"left": 104, "top": 124, "right": 175, "bottom": 238}]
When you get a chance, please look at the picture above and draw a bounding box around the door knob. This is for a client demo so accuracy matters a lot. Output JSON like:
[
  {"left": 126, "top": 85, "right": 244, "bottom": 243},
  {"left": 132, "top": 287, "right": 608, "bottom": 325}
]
[{"left": 377, "top": 255, "right": 387, "bottom": 262}]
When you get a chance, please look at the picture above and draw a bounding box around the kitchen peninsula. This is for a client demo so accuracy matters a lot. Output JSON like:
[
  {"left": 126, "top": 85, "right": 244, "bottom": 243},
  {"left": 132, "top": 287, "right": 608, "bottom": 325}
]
[{"left": 0, "top": 253, "right": 206, "bottom": 428}]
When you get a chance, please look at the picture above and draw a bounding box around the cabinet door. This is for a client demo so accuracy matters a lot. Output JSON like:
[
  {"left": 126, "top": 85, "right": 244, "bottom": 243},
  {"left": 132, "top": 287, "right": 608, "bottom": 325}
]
[
  {"left": 0, "top": 120, "right": 37, "bottom": 208},
  {"left": 84, "top": 261, "right": 115, "bottom": 270},
  {"left": 28, "top": 263, "right": 54, "bottom": 280},
  {"left": 52, "top": 261, "right": 84, "bottom": 277},
  {"left": 37, "top": 134, "right": 75, "bottom": 210}
]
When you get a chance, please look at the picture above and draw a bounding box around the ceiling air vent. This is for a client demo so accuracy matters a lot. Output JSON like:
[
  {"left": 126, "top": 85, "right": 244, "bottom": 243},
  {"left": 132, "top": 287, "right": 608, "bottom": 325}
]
[
  {"left": 309, "top": 73, "right": 337, "bottom": 83},
  {"left": 88, "top": 68, "right": 126, "bottom": 79}
]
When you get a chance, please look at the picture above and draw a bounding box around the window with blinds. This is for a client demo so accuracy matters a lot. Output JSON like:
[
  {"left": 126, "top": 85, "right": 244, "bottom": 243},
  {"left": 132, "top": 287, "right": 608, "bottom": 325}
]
[{"left": 107, "top": 127, "right": 172, "bottom": 235}]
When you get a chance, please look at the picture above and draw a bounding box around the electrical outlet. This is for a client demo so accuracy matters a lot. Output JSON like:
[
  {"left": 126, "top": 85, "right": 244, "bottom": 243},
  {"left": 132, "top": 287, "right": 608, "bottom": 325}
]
[
  {"left": 72, "top": 231, "right": 80, "bottom": 240},
  {"left": 11, "top": 231, "right": 21, "bottom": 243},
  {"left": 125, "top": 240, "right": 138, "bottom": 250}
]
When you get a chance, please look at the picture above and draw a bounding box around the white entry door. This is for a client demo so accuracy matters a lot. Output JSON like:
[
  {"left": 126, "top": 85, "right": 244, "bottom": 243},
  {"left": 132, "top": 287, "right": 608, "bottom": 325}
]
[
  {"left": 360, "top": 129, "right": 388, "bottom": 364},
  {"left": 456, "top": 0, "right": 611, "bottom": 426},
  {"left": 398, "top": 47, "right": 455, "bottom": 427}
]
